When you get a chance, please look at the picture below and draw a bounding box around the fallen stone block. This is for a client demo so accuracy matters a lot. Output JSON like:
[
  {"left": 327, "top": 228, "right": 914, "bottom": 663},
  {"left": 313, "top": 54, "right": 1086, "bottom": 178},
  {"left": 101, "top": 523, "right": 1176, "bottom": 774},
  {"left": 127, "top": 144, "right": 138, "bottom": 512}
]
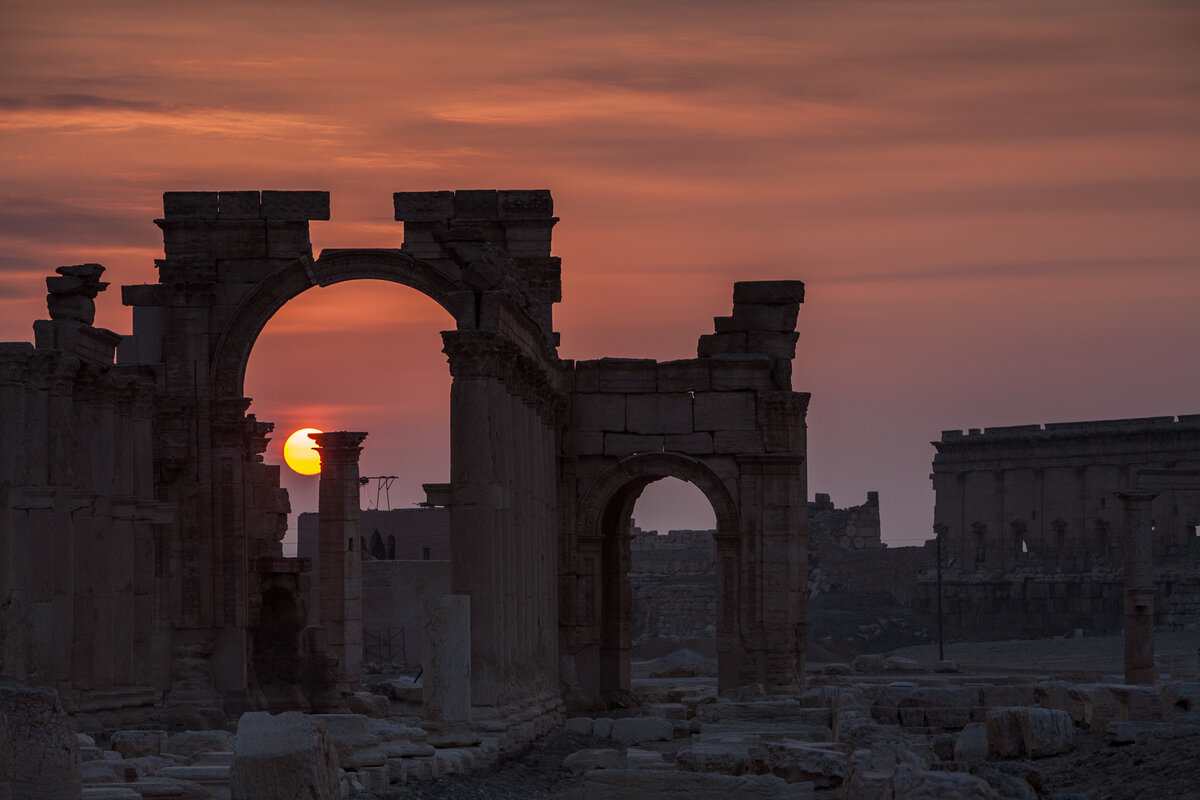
[
  {"left": 110, "top": 730, "right": 166, "bottom": 759},
  {"left": 346, "top": 691, "right": 390, "bottom": 717},
  {"left": 564, "top": 717, "right": 594, "bottom": 735},
  {"left": 888, "top": 762, "right": 999, "bottom": 799},
  {"left": 165, "top": 730, "right": 235, "bottom": 760},
  {"left": 229, "top": 711, "right": 340, "bottom": 800},
  {"left": 564, "top": 749, "right": 627, "bottom": 772},
  {"left": 626, "top": 748, "right": 666, "bottom": 768},
  {"left": 764, "top": 741, "right": 844, "bottom": 788},
  {"left": 611, "top": 717, "right": 674, "bottom": 745},
  {"left": 954, "top": 722, "right": 988, "bottom": 763},
  {"left": 0, "top": 683, "right": 82, "bottom": 800},
  {"left": 581, "top": 768, "right": 814, "bottom": 799},
  {"left": 987, "top": 707, "right": 1074, "bottom": 758}
]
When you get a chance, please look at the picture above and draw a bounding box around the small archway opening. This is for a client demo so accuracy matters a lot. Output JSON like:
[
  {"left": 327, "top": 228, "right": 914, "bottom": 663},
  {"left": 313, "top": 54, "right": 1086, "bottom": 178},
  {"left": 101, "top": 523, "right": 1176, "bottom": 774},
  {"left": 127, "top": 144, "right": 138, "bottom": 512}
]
[
  {"left": 598, "top": 474, "right": 724, "bottom": 701},
  {"left": 628, "top": 478, "right": 718, "bottom": 664}
]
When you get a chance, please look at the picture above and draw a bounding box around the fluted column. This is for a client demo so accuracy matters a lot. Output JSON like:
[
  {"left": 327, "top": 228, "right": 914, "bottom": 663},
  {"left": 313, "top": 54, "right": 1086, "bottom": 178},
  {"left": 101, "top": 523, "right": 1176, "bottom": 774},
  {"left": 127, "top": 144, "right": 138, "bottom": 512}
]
[
  {"left": 1117, "top": 490, "right": 1158, "bottom": 685},
  {"left": 312, "top": 431, "right": 367, "bottom": 690}
]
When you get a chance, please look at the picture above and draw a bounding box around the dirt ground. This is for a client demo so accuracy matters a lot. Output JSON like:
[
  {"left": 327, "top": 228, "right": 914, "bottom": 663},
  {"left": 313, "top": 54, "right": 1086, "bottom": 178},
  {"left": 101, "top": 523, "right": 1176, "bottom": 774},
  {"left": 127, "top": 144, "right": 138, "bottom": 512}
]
[{"left": 889, "top": 631, "right": 1199, "bottom": 678}]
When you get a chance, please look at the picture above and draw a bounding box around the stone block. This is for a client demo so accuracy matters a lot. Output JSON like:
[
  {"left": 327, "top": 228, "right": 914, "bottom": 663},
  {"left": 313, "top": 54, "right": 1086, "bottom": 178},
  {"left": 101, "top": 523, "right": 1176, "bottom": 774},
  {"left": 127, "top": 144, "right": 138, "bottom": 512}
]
[
  {"left": 888, "top": 762, "right": 998, "bottom": 800},
  {"left": 709, "top": 356, "right": 773, "bottom": 391},
  {"left": 664, "top": 432, "right": 714, "bottom": 454},
  {"left": 563, "top": 748, "right": 625, "bottom": 772},
  {"left": 713, "top": 430, "right": 764, "bottom": 454},
  {"left": 697, "top": 332, "right": 747, "bottom": 357},
  {"left": 564, "top": 431, "right": 604, "bottom": 455},
  {"left": 572, "top": 393, "right": 626, "bottom": 432},
  {"left": 694, "top": 392, "right": 757, "bottom": 431},
  {"left": 564, "top": 717, "right": 594, "bottom": 735},
  {"left": 610, "top": 717, "right": 674, "bottom": 744},
  {"left": 592, "top": 718, "right": 613, "bottom": 738},
  {"left": 728, "top": 302, "right": 800, "bottom": 332},
  {"left": 163, "top": 191, "right": 218, "bottom": 219},
  {"left": 498, "top": 190, "right": 553, "bottom": 219},
  {"left": 954, "top": 722, "right": 988, "bottom": 763},
  {"left": 230, "top": 712, "right": 341, "bottom": 800},
  {"left": 581, "top": 769, "right": 812, "bottom": 799},
  {"left": 0, "top": 685, "right": 81, "bottom": 800},
  {"left": 265, "top": 221, "right": 313, "bottom": 258},
  {"left": 658, "top": 359, "right": 710, "bottom": 392},
  {"left": 110, "top": 730, "right": 165, "bottom": 758},
  {"left": 746, "top": 331, "right": 798, "bottom": 359},
  {"left": 604, "top": 433, "right": 664, "bottom": 456},
  {"left": 423, "top": 595, "right": 471, "bottom": 721},
  {"left": 161, "top": 220, "right": 267, "bottom": 260},
  {"left": 218, "top": 190, "right": 261, "bottom": 219},
  {"left": 598, "top": 359, "right": 658, "bottom": 393},
  {"left": 626, "top": 393, "right": 693, "bottom": 435},
  {"left": 453, "top": 189, "right": 499, "bottom": 219},
  {"left": 394, "top": 191, "right": 454, "bottom": 222},
  {"left": 261, "top": 190, "right": 330, "bottom": 220},
  {"left": 733, "top": 280, "right": 805, "bottom": 305},
  {"left": 763, "top": 741, "right": 845, "bottom": 788}
]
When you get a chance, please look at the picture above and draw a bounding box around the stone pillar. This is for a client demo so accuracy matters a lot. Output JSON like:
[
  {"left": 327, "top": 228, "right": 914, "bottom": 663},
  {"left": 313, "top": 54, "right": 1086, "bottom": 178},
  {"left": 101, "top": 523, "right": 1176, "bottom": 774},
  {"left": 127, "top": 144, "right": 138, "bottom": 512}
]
[
  {"left": 423, "top": 595, "right": 471, "bottom": 721},
  {"left": 312, "top": 431, "right": 367, "bottom": 690},
  {"left": 1117, "top": 491, "right": 1158, "bottom": 685},
  {"left": 736, "top": 454, "right": 807, "bottom": 692}
]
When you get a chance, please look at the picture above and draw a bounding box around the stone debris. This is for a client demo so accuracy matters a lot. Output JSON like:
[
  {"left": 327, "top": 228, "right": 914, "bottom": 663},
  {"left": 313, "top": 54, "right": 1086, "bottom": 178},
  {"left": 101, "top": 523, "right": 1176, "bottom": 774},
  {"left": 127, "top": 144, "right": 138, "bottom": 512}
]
[
  {"left": 229, "top": 711, "right": 340, "bottom": 800},
  {"left": 0, "top": 683, "right": 81, "bottom": 800}
]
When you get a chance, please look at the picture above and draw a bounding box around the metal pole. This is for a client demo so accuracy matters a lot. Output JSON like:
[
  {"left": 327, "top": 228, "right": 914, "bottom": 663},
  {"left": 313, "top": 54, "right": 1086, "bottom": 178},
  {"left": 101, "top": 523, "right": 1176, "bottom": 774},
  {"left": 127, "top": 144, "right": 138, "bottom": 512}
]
[{"left": 936, "top": 527, "right": 944, "bottom": 662}]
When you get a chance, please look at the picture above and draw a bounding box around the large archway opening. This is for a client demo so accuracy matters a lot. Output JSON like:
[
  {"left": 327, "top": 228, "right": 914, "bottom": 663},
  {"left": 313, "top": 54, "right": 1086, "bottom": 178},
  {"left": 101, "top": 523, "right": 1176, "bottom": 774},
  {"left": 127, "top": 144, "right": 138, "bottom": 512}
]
[
  {"left": 245, "top": 278, "right": 455, "bottom": 678},
  {"left": 245, "top": 279, "right": 454, "bottom": 555}
]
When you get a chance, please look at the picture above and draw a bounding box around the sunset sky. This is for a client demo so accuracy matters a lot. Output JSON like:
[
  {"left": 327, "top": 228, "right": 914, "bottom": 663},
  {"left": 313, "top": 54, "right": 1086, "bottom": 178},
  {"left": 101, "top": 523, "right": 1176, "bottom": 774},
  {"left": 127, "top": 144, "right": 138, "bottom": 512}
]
[{"left": 2, "top": 0, "right": 1197, "bottom": 549}]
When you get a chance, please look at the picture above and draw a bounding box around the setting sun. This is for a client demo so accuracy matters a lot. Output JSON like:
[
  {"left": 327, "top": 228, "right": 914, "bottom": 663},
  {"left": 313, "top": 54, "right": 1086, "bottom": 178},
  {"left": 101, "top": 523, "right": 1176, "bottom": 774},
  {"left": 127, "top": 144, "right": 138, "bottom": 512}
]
[{"left": 283, "top": 428, "right": 324, "bottom": 475}]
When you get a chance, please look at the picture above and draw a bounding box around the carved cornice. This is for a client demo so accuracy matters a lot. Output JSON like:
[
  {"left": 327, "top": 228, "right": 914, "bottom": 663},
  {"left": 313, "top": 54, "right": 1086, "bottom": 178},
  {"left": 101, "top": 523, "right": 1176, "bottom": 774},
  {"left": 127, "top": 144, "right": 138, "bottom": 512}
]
[{"left": 442, "top": 329, "right": 562, "bottom": 423}]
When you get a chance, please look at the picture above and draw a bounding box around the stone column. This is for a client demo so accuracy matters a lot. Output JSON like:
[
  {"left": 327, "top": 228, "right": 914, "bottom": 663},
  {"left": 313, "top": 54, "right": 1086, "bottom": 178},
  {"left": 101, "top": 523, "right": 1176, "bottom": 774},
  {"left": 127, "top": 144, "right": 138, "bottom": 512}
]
[
  {"left": 312, "top": 431, "right": 367, "bottom": 690},
  {"left": 1117, "top": 491, "right": 1158, "bottom": 685}
]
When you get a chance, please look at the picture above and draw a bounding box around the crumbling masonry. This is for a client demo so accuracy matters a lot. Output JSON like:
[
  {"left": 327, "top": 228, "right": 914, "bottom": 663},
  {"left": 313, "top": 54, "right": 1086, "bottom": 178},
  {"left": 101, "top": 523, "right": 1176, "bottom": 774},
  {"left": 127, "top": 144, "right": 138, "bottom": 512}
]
[{"left": 0, "top": 189, "right": 810, "bottom": 724}]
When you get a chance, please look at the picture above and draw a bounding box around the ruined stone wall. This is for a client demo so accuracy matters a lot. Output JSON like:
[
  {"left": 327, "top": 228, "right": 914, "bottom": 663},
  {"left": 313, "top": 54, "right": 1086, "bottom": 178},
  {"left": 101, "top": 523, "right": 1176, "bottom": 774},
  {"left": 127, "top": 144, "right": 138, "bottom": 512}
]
[
  {"left": 0, "top": 267, "right": 161, "bottom": 711},
  {"left": 298, "top": 508, "right": 451, "bottom": 562},
  {"left": 360, "top": 560, "right": 451, "bottom": 669},
  {"left": 927, "top": 416, "right": 1200, "bottom": 635},
  {"left": 628, "top": 527, "right": 717, "bottom": 645},
  {"left": 916, "top": 571, "right": 1200, "bottom": 635},
  {"left": 932, "top": 417, "right": 1200, "bottom": 575}
]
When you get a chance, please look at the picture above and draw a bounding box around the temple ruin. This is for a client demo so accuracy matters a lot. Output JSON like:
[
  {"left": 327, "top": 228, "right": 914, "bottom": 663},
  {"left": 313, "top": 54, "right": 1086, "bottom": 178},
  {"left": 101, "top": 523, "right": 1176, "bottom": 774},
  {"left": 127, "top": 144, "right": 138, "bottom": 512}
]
[
  {"left": 920, "top": 418, "right": 1200, "bottom": 636},
  {"left": 0, "top": 189, "right": 810, "bottom": 729}
]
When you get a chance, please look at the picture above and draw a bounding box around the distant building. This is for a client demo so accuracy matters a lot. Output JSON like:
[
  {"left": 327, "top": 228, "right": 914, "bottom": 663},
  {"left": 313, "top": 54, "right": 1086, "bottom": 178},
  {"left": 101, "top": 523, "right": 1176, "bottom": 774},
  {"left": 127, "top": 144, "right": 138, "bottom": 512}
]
[{"left": 921, "top": 415, "right": 1200, "bottom": 634}]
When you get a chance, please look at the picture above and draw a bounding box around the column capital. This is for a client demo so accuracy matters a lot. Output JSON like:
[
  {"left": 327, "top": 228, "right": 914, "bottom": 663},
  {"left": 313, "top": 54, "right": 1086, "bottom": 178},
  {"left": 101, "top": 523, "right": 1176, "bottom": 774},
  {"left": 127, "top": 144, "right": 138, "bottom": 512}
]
[{"left": 311, "top": 431, "right": 367, "bottom": 465}]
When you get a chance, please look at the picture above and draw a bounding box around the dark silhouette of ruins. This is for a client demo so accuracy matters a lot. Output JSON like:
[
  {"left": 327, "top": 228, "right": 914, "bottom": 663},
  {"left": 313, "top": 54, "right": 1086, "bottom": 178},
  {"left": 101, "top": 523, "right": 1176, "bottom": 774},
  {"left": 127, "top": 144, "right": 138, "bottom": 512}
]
[{"left": 0, "top": 189, "right": 810, "bottom": 722}]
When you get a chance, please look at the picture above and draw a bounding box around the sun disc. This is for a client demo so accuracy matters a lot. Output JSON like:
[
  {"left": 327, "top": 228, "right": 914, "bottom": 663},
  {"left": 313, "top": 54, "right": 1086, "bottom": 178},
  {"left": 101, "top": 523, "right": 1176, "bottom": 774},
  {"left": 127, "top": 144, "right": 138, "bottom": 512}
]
[{"left": 283, "top": 427, "right": 324, "bottom": 475}]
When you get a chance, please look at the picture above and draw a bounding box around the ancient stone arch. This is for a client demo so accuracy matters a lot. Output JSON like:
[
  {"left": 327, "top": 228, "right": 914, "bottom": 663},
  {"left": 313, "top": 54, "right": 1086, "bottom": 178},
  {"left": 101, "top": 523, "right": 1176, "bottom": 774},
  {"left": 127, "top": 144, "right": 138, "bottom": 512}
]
[
  {"left": 1, "top": 188, "right": 810, "bottom": 727},
  {"left": 209, "top": 248, "right": 472, "bottom": 400},
  {"left": 574, "top": 453, "right": 741, "bottom": 696}
]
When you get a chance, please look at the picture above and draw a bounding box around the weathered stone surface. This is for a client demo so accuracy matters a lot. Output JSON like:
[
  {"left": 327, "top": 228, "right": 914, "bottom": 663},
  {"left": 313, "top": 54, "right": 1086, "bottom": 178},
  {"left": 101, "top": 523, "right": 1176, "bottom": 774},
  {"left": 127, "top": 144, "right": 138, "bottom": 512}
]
[
  {"left": 0, "top": 684, "right": 81, "bottom": 800},
  {"left": 346, "top": 691, "right": 390, "bottom": 718},
  {"left": 763, "top": 741, "right": 844, "bottom": 787},
  {"left": 581, "top": 769, "right": 813, "bottom": 799},
  {"left": 732, "top": 281, "right": 805, "bottom": 305},
  {"left": 230, "top": 711, "right": 340, "bottom": 800},
  {"left": 887, "top": 762, "right": 999, "bottom": 799},
  {"left": 165, "top": 730, "right": 234, "bottom": 759},
  {"left": 954, "top": 722, "right": 989, "bottom": 763},
  {"left": 563, "top": 748, "right": 626, "bottom": 772},
  {"left": 610, "top": 717, "right": 674, "bottom": 745},
  {"left": 987, "top": 707, "right": 1074, "bottom": 758},
  {"left": 110, "top": 730, "right": 166, "bottom": 758}
]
